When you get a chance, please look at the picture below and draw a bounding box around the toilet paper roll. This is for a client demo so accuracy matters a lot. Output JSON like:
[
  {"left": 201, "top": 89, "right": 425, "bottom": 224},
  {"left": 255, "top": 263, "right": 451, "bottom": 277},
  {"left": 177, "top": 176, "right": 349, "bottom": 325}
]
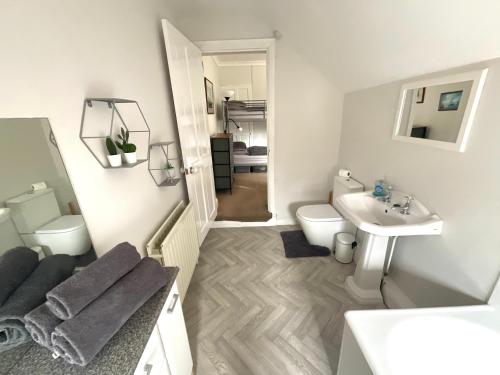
[
  {"left": 338, "top": 169, "right": 351, "bottom": 178},
  {"left": 31, "top": 182, "right": 47, "bottom": 192}
]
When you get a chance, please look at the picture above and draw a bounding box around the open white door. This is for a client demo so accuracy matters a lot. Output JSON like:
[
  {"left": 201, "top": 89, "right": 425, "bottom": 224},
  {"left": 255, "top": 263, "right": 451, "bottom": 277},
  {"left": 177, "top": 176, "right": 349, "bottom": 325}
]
[{"left": 161, "top": 19, "right": 217, "bottom": 245}]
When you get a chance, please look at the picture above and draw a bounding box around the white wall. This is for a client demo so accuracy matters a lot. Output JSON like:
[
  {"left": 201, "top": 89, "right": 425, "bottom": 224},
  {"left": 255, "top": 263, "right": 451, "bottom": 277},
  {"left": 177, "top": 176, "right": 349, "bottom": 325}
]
[
  {"left": 275, "top": 42, "right": 343, "bottom": 219},
  {"left": 0, "top": 0, "right": 186, "bottom": 256},
  {"left": 216, "top": 48, "right": 342, "bottom": 219},
  {"left": 0, "top": 118, "right": 78, "bottom": 215},
  {"left": 251, "top": 66, "right": 267, "bottom": 99},
  {"left": 338, "top": 59, "right": 500, "bottom": 307},
  {"left": 411, "top": 81, "right": 472, "bottom": 142},
  {"left": 218, "top": 65, "right": 267, "bottom": 100},
  {"left": 202, "top": 56, "right": 220, "bottom": 135}
]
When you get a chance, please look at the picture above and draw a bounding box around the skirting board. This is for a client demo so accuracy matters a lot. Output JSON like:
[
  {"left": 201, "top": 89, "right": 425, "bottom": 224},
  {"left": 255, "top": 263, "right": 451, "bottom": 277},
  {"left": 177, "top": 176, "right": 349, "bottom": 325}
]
[
  {"left": 211, "top": 216, "right": 297, "bottom": 228},
  {"left": 276, "top": 218, "right": 297, "bottom": 225},
  {"left": 382, "top": 276, "right": 417, "bottom": 309}
]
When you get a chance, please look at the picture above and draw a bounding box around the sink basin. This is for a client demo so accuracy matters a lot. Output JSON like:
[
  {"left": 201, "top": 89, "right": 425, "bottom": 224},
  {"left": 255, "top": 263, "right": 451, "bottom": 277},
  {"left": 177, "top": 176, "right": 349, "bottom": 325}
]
[
  {"left": 334, "top": 190, "right": 443, "bottom": 304},
  {"left": 334, "top": 191, "right": 443, "bottom": 237}
]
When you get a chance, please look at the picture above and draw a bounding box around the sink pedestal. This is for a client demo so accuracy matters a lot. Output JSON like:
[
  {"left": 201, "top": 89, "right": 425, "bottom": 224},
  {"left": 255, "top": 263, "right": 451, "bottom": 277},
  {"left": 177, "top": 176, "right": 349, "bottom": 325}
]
[{"left": 345, "top": 233, "right": 389, "bottom": 305}]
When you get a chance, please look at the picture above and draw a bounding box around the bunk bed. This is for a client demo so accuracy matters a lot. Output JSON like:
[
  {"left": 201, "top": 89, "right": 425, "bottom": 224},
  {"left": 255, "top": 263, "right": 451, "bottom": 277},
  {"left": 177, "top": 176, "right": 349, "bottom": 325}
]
[
  {"left": 223, "top": 100, "right": 268, "bottom": 172},
  {"left": 223, "top": 100, "right": 267, "bottom": 123}
]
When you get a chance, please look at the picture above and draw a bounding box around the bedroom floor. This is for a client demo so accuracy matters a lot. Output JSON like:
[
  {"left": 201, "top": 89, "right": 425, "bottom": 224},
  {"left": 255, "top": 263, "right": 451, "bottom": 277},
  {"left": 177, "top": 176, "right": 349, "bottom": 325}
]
[
  {"left": 183, "top": 226, "right": 384, "bottom": 374},
  {"left": 215, "top": 172, "right": 272, "bottom": 222}
]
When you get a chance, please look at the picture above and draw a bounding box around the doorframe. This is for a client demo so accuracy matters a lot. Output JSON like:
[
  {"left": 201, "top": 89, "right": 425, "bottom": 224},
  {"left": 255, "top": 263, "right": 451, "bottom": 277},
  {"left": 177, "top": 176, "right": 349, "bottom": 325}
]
[{"left": 196, "top": 38, "right": 277, "bottom": 226}]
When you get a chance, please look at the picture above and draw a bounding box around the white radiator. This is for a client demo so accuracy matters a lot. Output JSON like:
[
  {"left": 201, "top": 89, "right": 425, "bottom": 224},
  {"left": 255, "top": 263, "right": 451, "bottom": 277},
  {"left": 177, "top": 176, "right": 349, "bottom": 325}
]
[{"left": 146, "top": 201, "right": 199, "bottom": 302}]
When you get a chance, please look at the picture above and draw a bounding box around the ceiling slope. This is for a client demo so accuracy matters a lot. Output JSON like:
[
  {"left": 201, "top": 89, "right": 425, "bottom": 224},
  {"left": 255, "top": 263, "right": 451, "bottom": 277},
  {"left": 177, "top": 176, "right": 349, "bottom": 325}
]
[{"left": 165, "top": 0, "right": 500, "bottom": 93}]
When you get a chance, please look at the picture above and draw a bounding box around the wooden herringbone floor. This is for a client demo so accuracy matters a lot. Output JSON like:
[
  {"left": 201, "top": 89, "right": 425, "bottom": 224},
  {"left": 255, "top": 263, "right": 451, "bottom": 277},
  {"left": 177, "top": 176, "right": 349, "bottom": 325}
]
[{"left": 184, "top": 226, "right": 384, "bottom": 375}]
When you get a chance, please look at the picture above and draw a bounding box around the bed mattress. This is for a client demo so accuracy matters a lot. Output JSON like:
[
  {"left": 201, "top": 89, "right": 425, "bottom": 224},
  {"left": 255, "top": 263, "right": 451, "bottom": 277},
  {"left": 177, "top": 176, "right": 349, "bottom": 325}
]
[{"left": 233, "top": 154, "right": 268, "bottom": 166}]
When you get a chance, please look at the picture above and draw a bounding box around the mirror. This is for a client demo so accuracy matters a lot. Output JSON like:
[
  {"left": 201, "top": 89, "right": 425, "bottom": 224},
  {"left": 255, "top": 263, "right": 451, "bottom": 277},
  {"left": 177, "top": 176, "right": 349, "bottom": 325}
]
[
  {"left": 0, "top": 118, "right": 95, "bottom": 265},
  {"left": 393, "top": 69, "right": 488, "bottom": 152}
]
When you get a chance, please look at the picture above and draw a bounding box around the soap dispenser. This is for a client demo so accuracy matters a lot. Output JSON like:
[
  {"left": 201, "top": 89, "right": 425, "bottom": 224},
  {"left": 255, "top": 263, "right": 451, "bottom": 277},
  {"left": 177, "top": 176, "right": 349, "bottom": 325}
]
[{"left": 373, "top": 179, "right": 385, "bottom": 197}]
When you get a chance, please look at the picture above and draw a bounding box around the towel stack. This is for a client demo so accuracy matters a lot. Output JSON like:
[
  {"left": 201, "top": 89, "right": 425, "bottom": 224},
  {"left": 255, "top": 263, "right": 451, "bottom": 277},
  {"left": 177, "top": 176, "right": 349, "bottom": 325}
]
[
  {"left": 0, "top": 247, "right": 75, "bottom": 353},
  {"left": 24, "top": 242, "right": 167, "bottom": 367}
]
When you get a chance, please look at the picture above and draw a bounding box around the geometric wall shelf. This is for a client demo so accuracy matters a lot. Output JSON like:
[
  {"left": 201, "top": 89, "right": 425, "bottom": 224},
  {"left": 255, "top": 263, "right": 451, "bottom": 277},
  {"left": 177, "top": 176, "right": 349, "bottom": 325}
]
[
  {"left": 80, "top": 98, "right": 151, "bottom": 168},
  {"left": 148, "top": 141, "right": 181, "bottom": 186}
]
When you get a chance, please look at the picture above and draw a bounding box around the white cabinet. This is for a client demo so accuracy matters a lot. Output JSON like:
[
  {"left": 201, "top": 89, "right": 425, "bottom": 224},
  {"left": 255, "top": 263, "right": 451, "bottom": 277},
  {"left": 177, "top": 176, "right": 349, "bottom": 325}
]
[
  {"left": 134, "top": 326, "right": 171, "bottom": 375},
  {"left": 135, "top": 281, "right": 192, "bottom": 375},
  {"left": 157, "top": 282, "right": 193, "bottom": 375}
]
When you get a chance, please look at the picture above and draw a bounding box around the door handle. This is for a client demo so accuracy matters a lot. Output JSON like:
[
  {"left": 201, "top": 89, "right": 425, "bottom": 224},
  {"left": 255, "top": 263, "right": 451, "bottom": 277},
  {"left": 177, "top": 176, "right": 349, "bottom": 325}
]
[
  {"left": 143, "top": 364, "right": 153, "bottom": 375},
  {"left": 167, "top": 293, "right": 179, "bottom": 313},
  {"left": 181, "top": 166, "right": 197, "bottom": 175}
]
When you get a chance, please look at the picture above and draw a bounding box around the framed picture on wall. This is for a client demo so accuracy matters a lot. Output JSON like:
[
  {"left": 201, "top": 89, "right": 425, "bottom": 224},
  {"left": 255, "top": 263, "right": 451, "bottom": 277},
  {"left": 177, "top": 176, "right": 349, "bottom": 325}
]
[
  {"left": 416, "top": 87, "right": 426, "bottom": 103},
  {"left": 204, "top": 77, "right": 215, "bottom": 114},
  {"left": 438, "top": 90, "right": 463, "bottom": 111}
]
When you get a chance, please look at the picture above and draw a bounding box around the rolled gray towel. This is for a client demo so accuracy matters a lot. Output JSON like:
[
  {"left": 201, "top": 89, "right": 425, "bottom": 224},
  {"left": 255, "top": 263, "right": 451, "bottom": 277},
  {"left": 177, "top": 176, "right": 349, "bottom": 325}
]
[
  {"left": 0, "top": 255, "right": 75, "bottom": 353},
  {"left": 0, "top": 247, "right": 39, "bottom": 306},
  {"left": 46, "top": 242, "right": 141, "bottom": 320},
  {"left": 25, "top": 303, "right": 62, "bottom": 349},
  {"left": 51, "top": 257, "right": 167, "bottom": 366},
  {"left": 0, "top": 320, "right": 31, "bottom": 353}
]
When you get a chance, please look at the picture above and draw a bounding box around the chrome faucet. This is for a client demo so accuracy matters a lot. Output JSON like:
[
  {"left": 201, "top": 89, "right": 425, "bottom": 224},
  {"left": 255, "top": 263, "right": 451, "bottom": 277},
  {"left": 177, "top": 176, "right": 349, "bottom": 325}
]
[
  {"left": 390, "top": 194, "right": 413, "bottom": 215},
  {"left": 400, "top": 195, "right": 413, "bottom": 215}
]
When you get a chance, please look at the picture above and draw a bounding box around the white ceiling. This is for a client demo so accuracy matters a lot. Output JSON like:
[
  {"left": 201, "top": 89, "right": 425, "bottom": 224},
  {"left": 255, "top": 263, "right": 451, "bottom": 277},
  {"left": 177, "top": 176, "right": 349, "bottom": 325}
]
[{"left": 165, "top": 0, "right": 500, "bottom": 93}]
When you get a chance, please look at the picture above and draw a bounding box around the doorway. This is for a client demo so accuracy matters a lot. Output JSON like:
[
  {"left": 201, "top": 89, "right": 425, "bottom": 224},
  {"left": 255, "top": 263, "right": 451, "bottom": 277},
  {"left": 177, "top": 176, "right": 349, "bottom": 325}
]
[
  {"left": 199, "top": 41, "right": 276, "bottom": 224},
  {"left": 203, "top": 52, "right": 270, "bottom": 222}
]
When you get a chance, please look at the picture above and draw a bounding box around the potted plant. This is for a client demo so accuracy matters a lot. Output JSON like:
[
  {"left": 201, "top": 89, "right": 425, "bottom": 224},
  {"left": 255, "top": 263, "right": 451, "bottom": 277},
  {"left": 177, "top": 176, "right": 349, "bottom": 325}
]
[
  {"left": 116, "top": 127, "right": 137, "bottom": 164},
  {"left": 105, "top": 137, "right": 122, "bottom": 167},
  {"left": 166, "top": 161, "right": 175, "bottom": 178}
]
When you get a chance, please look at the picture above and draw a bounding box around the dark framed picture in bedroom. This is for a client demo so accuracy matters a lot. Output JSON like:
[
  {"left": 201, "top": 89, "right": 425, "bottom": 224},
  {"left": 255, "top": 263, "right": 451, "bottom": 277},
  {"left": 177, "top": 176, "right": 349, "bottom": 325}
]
[
  {"left": 204, "top": 77, "right": 215, "bottom": 114},
  {"left": 416, "top": 87, "right": 426, "bottom": 103},
  {"left": 438, "top": 90, "right": 463, "bottom": 111}
]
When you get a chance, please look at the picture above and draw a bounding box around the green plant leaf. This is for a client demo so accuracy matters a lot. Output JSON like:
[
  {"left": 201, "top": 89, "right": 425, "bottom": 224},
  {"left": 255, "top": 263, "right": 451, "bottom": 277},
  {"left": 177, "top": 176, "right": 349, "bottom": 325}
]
[{"left": 105, "top": 137, "right": 118, "bottom": 155}]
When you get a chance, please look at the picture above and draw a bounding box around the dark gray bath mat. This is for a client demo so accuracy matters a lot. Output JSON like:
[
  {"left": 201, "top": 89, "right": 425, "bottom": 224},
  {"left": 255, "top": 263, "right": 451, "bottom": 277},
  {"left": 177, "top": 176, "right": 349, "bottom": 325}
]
[{"left": 280, "top": 230, "right": 330, "bottom": 258}]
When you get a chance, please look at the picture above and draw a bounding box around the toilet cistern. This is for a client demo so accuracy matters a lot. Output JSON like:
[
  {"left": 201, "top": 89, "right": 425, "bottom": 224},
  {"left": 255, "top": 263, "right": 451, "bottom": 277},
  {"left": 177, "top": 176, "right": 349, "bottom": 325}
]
[
  {"left": 334, "top": 190, "right": 443, "bottom": 304},
  {"left": 6, "top": 188, "right": 92, "bottom": 256}
]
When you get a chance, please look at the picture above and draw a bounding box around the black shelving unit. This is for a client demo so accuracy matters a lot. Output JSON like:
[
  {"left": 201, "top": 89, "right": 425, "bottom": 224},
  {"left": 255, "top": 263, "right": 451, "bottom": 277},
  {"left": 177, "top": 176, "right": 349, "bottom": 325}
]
[{"left": 210, "top": 133, "right": 233, "bottom": 193}]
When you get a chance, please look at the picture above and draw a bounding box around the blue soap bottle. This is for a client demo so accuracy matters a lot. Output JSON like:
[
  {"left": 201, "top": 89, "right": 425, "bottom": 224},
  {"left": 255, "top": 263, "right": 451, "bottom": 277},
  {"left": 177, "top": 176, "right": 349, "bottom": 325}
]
[{"left": 373, "top": 179, "right": 385, "bottom": 197}]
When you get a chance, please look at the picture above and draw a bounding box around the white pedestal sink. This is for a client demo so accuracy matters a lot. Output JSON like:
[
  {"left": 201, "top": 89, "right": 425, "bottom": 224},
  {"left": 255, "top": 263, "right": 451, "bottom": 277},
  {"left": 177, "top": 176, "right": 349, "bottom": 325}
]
[{"left": 335, "top": 191, "right": 443, "bottom": 304}]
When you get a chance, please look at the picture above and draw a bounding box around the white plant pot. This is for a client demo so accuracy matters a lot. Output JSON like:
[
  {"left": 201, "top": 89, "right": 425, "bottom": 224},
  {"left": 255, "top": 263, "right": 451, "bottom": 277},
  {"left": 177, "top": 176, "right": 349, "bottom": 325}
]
[
  {"left": 107, "top": 154, "right": 122, "bottom": 167},
  {"left": 123, "top": 151, "right": 137, "bottom": 164}
]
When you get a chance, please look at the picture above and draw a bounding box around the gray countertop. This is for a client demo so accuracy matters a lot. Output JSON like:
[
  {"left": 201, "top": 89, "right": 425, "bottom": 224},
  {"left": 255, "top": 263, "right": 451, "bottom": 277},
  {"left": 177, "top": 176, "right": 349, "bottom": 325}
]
[{"left": 2, "top": 267, "right": 179, "bottom": 375}]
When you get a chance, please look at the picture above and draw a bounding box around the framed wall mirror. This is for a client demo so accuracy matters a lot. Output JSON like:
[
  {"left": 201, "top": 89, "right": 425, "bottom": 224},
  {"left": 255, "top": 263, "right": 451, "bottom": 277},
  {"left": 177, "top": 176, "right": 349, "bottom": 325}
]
[
  {"left": 0, "top": 118, "right": 96, "bottom": 265},
  {"left": 392, "top": 69, "right": 488, "bottom": 152}
]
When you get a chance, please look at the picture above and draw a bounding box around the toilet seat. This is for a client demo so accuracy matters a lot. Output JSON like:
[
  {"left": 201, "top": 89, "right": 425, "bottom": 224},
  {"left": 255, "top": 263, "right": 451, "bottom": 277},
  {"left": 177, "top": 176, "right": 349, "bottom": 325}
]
[
  {"left": 36, "top": 215, "right": 86, "bottom": 234},
  {"left": 297, "top": 204, "right": 343, "bottom": 222}
]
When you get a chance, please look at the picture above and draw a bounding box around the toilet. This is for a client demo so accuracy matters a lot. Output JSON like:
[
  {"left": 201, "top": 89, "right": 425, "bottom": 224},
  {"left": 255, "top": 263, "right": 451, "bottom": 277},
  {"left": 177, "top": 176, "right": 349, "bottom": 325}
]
[
  {"left": 296, "top": 176, "right": 364, "bottom": 250},
  {"left": 0, "top": 208, "right": 46, "bottom": 259},
  {"left": 6, "top": 188, "right": 91, "bottom": 256}
]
